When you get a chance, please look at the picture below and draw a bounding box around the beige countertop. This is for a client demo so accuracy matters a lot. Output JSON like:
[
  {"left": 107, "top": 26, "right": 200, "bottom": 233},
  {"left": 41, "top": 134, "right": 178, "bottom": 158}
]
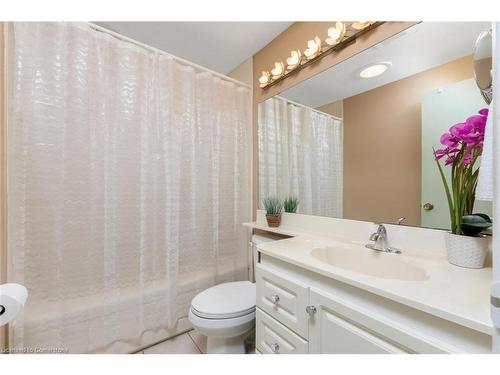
[{"left": 244, "top": 220, "right": 494, "bottom": 336}]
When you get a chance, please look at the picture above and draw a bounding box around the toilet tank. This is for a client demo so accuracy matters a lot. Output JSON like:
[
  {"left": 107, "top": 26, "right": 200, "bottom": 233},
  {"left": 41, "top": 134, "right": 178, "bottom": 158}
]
[{"left": 249, "top": 233, "right": 285, "bottom": 282}]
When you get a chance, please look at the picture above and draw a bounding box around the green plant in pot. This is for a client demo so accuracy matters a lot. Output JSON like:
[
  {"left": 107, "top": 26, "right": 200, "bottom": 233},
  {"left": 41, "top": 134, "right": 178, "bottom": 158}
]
[
  {"left": 283, "top": 196, "right": 299, "bottom": 213},
  {"left": 434, "top": 108, "right": 492, "bottom": 268},
  {"left": 263, "top": 197, "right": 283, "bottom": 227}
]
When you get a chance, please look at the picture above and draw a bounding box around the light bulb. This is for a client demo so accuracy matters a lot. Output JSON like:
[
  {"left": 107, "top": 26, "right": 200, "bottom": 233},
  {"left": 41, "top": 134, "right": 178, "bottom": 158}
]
[
  {"left": 270, "top": 62, "right": 284, "bottom": 79},
  {"left": 351, "top": 21, "right": 372, "bottom": 30},
  {"left": 326, "top": 22, "right": 345, "bottom": 45},
  {"left": 304, "top": 36, "right": 321, "bottom": 59},
  {"left": 286, "top": 50, "right": 302, "bottom": 69},
  {"left": 259, "top": 71, "right": 270, "bottom": 87}
]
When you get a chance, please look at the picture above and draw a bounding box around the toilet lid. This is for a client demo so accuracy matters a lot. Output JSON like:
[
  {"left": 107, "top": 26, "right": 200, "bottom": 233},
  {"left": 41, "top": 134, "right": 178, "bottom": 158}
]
[{"left": 191, "top": 281, "right": 256, "bottom": 319}]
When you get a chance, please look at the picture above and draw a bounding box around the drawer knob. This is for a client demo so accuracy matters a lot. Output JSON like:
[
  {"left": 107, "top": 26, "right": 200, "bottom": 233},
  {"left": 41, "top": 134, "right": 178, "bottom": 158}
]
[
  {"left": 306, "top": 305, "right": 317, "bottom": 315},
  {"left": 270, "top": 343, "right": 280, "bottom": 353},
  {"left": 270, "top": 294, "right": 280, "bottom": 304}
]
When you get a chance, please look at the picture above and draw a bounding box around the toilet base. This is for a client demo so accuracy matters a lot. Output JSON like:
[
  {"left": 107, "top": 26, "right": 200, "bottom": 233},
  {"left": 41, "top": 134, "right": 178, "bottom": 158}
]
[{"left": 206, "top": 333, "right": 248, "bottom": 354}]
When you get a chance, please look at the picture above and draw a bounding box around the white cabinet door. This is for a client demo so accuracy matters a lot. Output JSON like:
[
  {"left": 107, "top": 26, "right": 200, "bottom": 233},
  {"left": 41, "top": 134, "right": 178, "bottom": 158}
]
[{"left": 309, "top": 289, "right": 408, "bottom": 354}]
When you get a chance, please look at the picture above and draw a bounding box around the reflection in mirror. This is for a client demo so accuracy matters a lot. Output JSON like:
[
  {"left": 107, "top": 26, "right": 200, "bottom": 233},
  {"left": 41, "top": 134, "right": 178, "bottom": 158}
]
[
  {"left": 258, "top": 22, "right": 493, "bottom": 230},
  {"left": 258, "top": 97, "right": 343, "bottom": 217}
]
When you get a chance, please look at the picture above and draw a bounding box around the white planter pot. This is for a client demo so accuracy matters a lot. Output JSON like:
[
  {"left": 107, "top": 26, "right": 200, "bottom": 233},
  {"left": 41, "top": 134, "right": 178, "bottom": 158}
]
[{"left": 445, "top": 232, "right": 489, "bottom": 269}]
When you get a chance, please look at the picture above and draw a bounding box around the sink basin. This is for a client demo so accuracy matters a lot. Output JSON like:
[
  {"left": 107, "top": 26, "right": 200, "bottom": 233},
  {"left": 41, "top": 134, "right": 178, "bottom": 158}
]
[{"left": 310, "top": 246, "right": 428, "bottom": 281}]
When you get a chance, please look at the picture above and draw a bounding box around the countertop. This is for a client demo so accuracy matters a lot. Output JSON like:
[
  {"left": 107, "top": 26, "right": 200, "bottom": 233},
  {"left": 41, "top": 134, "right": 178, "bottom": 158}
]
[{"left": 244, "top": 221, "right": 494, "bottom": 335}]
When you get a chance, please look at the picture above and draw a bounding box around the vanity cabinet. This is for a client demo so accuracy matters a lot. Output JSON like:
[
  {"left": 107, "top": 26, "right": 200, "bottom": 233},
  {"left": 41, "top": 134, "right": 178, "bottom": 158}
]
[
  {"left": 255, "top": 258, "right": 491, "bottom": 354},
  {"left": 256, "top": 262, "right": 405, "bottom": 354}
]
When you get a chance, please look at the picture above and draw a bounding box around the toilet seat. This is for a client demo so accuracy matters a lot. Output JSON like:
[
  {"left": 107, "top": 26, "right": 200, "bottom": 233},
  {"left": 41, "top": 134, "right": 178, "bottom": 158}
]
[
  {"left": 190, "top": 281, "right": 256, "bottom": 319},
  {"left": 191, "top": 305, "right": 255, "bottom": 319},
  {"left": 189, "top": 308, "right": 256, "bottom": 335}
]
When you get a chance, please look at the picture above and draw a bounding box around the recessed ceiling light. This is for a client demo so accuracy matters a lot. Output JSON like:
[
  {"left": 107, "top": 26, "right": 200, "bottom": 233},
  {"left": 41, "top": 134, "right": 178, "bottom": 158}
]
[{"left": 359, "top": 62, "right": 392, "bottom": 78}]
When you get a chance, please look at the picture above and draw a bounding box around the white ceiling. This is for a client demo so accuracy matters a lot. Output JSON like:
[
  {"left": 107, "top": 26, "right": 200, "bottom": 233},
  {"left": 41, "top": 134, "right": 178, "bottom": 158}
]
[
  {"left": 94, "top": 22, "right": 292, "bottom": 74},
  {"left": 281, "top": 22, "right": 491, "bottom": 108}
]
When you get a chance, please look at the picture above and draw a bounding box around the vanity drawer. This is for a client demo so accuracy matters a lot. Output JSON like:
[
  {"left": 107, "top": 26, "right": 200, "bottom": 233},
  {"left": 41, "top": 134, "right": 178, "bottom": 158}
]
[
  {"left": 255, "top": 263, "right": 309, "bottom": 338},
  {"left": 256, "top": 308, "right": 308, "bottom": 354}
]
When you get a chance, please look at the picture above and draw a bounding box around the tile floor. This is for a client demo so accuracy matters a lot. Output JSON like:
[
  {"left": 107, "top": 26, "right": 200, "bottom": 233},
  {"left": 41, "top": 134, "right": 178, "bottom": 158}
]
[{"left": 137, "top": 329, "right": 255, "bottom": 354}]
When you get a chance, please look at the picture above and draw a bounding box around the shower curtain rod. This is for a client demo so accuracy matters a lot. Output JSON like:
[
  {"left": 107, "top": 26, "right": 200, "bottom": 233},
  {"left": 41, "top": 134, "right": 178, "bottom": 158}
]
[
  {"left": 274, "top": 94, "right": 343, "bottom": 122},
  {"left": 87, "top": 22, "right": 252, "bottom": 90}
]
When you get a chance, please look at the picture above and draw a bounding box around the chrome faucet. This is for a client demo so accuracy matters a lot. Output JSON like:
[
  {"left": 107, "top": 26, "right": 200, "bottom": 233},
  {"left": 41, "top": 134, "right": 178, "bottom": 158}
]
[{"left": 366, "top": 224, "right": 401, "bottom": 254}]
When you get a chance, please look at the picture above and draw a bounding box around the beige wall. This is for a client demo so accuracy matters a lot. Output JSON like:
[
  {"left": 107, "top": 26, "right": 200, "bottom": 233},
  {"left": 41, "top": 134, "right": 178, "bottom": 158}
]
[
  {"left": 317, "top": 100, "right": 343, "bottom": 118},
  {"left": 228, "top": 57, "right": 253, "bottom": 86},
  {"left": 251, "top": 22, "right": 417, "bottom": 217},
  {"left": 343, "top": 55, "right": 474, "bottom": 226}
]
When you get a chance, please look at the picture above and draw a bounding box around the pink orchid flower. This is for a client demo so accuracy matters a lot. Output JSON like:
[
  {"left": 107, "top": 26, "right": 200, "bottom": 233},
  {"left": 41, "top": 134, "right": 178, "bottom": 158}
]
[{"left": 435, "top": 108, "right": 488, "bottom": 164}]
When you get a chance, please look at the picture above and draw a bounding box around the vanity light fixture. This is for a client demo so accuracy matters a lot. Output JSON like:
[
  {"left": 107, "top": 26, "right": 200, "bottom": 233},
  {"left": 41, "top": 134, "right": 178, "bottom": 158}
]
[
  {"left": 258, "top": 71, "right": 271, "bottom": 87},
  {"left": 258, "top": 21, "right": 382, "bottom": 89},
  {"left": 286, "top": 50, "right": 302, "bottom": 70},
  {"left": 358, "top": 62, "right": 391, "bottom": 78},
  {"left": 304, "top": 36, "right": 322, "bottom": 60},
  {"left": 270, "top": 61, "right": 285, "bottom": 79},
  {"left": 325, "top": 22, "right": 346, "bottom": 45}
]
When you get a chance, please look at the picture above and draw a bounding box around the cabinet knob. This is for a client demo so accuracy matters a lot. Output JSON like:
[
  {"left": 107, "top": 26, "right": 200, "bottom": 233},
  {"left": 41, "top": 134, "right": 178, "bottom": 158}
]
[
  {"left": 306, "top": 305, "right": 317, "bottom": 315},
  {"left": 270, "top": 294, "right": 280, "bottom": 304},
  {"left": 270, "top": 343, "right": 280, "bottom": 353}
]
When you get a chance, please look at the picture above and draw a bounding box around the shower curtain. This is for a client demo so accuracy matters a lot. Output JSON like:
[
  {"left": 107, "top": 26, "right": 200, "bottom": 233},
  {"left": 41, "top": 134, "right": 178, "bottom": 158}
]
[
  {"left": 8, "top": 23, "right": 252, "bottom": 353},
  {"left": 258, "top": 97, "right": 342, "bottom": 217}
]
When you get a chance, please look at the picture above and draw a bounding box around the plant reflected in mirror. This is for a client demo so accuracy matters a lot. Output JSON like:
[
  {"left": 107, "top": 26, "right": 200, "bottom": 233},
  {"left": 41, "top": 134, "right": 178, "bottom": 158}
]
[{"left": 284, "top": 196, "right": 299, "bottom": 213}]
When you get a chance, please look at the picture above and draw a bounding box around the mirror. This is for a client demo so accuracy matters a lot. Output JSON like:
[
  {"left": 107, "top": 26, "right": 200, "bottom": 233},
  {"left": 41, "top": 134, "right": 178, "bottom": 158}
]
[
  {"left": 473, "top": 29, "right": 493, "bottom": 104},
  {"left": 258, "top": 22, "right": 493, "bottom": 230}
]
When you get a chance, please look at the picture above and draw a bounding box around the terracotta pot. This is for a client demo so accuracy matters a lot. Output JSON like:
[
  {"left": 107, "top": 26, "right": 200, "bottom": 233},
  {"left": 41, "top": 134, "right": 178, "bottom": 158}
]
[
  {"left": 445, "top": 232, "right": 489, "bottom": 269},
  {"left": 266, "top": 213, "right": 282, "bottom": 228}
]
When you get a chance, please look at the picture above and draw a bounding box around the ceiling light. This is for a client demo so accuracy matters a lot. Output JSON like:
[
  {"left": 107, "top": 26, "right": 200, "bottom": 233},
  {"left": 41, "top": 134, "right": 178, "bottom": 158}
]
[{"left": 358, "top": 62, "right": 391, "bottom": 78}]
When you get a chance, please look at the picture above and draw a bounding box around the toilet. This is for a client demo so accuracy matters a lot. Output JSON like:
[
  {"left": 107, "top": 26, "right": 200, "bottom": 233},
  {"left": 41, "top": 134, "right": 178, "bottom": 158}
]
[
  {"left": 188, "top": 281, "right": 256, "bottom": 354},
  {"left": 189, "top": 233, "right": 282, "bottom": 354}
]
